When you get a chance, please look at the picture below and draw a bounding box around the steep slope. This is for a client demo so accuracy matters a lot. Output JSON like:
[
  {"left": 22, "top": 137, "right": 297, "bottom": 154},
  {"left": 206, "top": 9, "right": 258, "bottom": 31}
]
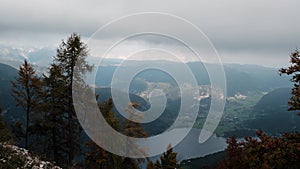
[
  {"left": 0, "top": 63, "right": 18, "bottom": 112},
  {"left": 246, "top": 88, "right": 300, "bottom": 134}
]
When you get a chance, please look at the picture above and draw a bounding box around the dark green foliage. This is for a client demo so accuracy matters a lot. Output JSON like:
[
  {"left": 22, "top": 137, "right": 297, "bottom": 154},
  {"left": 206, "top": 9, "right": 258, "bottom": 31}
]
[
  {"left": 85, "top": 99, "right": 148, "bottom": 169},
  {"left": 33, "top": 64, "right": 67, "bottom": 164},
  {"left": 48, "top": 33, "right": 92, "bottom": 166},
  {"left": 180, "top": 151, "right": 226, "bottom": 169},
  {"left": 85, "top": 99, "right": 123, "bottom": 169},
  {"left": 0, "top": 107, "right": 11, "bottom": 142},
  {"left": 122, "top": 103, "right": 148, "bottom": 169},
  {"left": 11, "top": 121, "right": 24, "bottom": 144},
  {"left": 11, "top": 33, "right": 94, "bottom": 167},
  {"left": 279, "top": 50, "right": 300, "bottom": 115},
  {"left": 146, "top": 161, "right": 156, "bottom": 169},
  {"left": 54, "top": 33, "right": 93, "bottom": 86},
  {"left": 123, "top": 103, "right": 148, "bottom": 139},
  {"left": 152, "top": 144, "right": 182, "bottom": 169}
]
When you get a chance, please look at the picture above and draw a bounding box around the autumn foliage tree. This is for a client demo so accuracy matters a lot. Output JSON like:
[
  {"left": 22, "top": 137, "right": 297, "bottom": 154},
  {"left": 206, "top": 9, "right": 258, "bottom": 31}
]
[
  {"left": 218, "top": 130, "right": 300, "bottom": 169},
  {"left": 122, "top": 103, "right": 148, "bottom": 169},
  {"left": 217, "top": 50, "right": 300, "bottom": 169},
  {"left": 15, "top": 33, "right": 93, "bottom": 167},
  {"left": 11, "top": 60, "right": 41, "bottom": 149}
]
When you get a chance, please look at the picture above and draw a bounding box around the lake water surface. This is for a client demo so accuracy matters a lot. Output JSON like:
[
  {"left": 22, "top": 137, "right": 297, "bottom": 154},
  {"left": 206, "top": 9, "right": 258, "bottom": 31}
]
[{"left": 147, "top": 128, "right": 227, "bottom": 161}]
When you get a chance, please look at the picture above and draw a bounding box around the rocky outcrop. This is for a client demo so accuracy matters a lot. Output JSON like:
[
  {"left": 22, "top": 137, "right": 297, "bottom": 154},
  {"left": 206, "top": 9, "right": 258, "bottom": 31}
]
[{"left": 0, "top": 143, "right": 62, "bottom": 169}]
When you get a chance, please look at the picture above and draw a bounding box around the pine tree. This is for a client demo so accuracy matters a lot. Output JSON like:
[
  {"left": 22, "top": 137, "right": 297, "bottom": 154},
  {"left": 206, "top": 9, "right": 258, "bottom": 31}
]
[
  {"left": 52, "top": 33, "right": 93, "bottom": 165},
  {"left": 39, "top": 64, "right": 68, "bottom": 164},
  {"left": 279, "top": 50, "right": 300, "bottom": 115},
  {"left": 85, "top": 98, "right": 123, "bottom": 169},
  {"left": 155, "top": 144, "right": 182, "bottom": 169},
  {"left": 123, "top": 102, "right": 148, "bottom": 169},
  {"left": 11, "top": 60, "right": 41, "bottom": 149},
  {"left": 146, "top": 161, "right": 156, "bottom": 169},
  {"left": 85, "top": 100, "right": 149, "bottom": 169}
]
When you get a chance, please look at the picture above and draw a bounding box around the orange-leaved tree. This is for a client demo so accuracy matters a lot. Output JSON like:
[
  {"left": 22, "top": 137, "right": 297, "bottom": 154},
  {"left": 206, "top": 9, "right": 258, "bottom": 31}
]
[{"left": 11, "top": 60, "right": 41, "bottom": 149}]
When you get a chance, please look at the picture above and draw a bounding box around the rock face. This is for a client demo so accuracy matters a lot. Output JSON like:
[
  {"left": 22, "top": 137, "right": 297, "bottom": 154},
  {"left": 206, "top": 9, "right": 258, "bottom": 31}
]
[{"left": 0, "top": 143, "right": 62, "bottom": 169}]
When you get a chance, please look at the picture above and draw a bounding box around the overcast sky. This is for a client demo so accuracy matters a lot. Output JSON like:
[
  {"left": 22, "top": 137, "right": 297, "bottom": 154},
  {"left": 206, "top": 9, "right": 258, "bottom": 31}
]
[{"left": 0, "top": 0, "right": 299, "bottom": 67}]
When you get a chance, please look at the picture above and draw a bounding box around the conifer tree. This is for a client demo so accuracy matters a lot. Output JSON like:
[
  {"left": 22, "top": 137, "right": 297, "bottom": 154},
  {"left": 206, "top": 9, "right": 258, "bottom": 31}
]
[
  {"left": 155, "top": 144, "right": 182, "bottom": 169},
  {"left": 280, "top": 50, "right": 300, "bottom": 115},
  {"left": 52, "top": 33, "right": 93, "bottom": 165},
  {"left": 146, "top": 161, "right": 156, "bottom": 169},
  {"left": 40, "top": 64, "right": 67, "bottom": 164},
  {"left": 11, "top": 60, "right": 41, "bottom": 149},
  {"left": 123, "top": 102, "right": 148, "bottom": 169},
  {"left": 85, "top": 98, "right": 123, "bottom": 169}
]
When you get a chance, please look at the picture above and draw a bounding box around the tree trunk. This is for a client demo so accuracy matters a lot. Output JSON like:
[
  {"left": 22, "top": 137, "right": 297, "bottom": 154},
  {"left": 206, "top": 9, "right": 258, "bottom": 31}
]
[
  {"left": 67, "top": 57, "right": 75, "bottom": 165},
  {"left": 25, "top": 105, "right": 29, "bottom": 149},
  {"left": 25, "top": 86, "right": 31, "bottom": 149}
]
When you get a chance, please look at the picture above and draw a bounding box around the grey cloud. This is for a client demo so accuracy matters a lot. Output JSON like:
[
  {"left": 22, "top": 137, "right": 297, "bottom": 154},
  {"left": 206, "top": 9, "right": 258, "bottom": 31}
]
[{"left": 0, "top": 0, "right": 299, "bottom": 66}]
